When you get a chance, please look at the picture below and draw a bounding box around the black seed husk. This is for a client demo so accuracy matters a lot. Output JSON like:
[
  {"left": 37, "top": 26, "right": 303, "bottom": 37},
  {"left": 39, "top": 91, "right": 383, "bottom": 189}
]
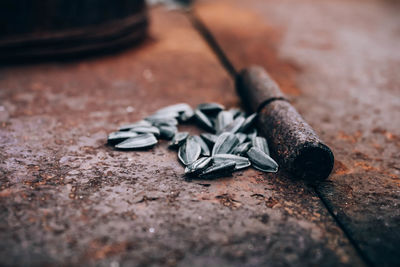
[
  {"left": 199, "top": 161, "right": 236, "bottom": 179},
  {"left": 178, "top": 136, "right": 201, "bottom": 165},
  {"left": 219, "top": 116, "right": 245, "bottom": 134},
  {"left": 169, "top": 132, "right": 189, "bottom": 148},
  {"left": 185, "top": 157, "right": 213, "bottom": 175},
  {"left": 159, "top": 125, "right": 177, "bottom": 140},
  {"left": 197, "top": 103, "right": 225, "bottom": 114},
  {"left": 246, "top": 147, "right": 278, "bottom": 173},
  {"left": 107, "top": 131, "right": 138, "bottom": 145},
  {"left": 212, "top": 132, "right": 240, "bottom": 155},
  {"left": 213, "top": 154, "right": 251, "bottom": 170},
  {"left": 200, "top": 133, "right": 218, "bottom": 146},
  {"left": 194, "top": 109, "right": 214, "bottom": 132},
  {"left": 232, "top": 141, "right": 252, "bottom": 156},
  {"left": 192, "top": 135, "right": 211, "bottom": 156},
  {"left": 215, "top": 111, "right": 233, "bottom": 133},
  {"left": 115, "top": 133, "right": 158, "bottom": 150},
  {"left": 119, "top": 120, "right": 152, "bottom": 131},
  {"left": 252, "top": 136, "right": 270, "bottom": 155},
  {"left": 239, "top": 113, "right": 257, "bottom": 132}
]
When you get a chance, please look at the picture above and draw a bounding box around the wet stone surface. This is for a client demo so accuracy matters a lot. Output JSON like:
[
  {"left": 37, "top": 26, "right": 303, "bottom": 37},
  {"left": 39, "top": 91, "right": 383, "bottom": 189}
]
[{"left": 0, "top": 6, "right": 364, "bottom": 267}]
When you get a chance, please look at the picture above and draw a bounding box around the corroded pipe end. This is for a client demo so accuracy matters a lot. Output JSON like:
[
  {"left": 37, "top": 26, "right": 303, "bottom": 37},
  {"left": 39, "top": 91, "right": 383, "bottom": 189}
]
[
  {"left": 293, "top": 142, "right": 334, "bottom": 181},
  {"left": 236, "top": 65, "right": 334, "bottom": 181}
]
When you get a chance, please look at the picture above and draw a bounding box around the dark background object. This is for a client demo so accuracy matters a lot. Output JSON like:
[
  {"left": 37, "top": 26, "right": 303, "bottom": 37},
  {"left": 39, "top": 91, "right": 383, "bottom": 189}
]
[
  {"left": 236, "top": 66, "right": 334, "bottom": 181},
  {"left": 0, "top": 0, "right": 148, "bottom": 59}
]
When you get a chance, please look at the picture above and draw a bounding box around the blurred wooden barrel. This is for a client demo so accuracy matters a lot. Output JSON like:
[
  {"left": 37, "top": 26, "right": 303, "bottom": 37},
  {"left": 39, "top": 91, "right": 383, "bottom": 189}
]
[{"left": 0, "top": 0, "right": 148, "bottom": 59}]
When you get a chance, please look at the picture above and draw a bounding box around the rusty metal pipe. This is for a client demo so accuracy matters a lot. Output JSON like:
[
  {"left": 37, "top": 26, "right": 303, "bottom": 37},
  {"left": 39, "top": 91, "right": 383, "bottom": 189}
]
[{"left": 236, "top": 66, "right": 334, "bottom": 181}]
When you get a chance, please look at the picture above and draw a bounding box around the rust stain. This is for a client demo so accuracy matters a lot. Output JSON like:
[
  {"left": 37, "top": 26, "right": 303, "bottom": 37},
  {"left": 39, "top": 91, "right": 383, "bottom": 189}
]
[
  {"left": 354, "top": 162, "right": 378, "bottom": 172},
  {"left": 371, "top": 143, "right": 384, "bottom": 153},
  {"left": 265, "top": 197, "right": 279, "bottom": 208},
  {"left": 352, "top": 150, "right": 371, "bottom": 161},
  {"left": 332, "top": 160, "right": 351, "bottom": 175},
  {"left": 0, "top": 188, "right": 20, "bottom": 197},
  {"left": 84, "top": 240, "right": 128, "bottom": 261},
  {"left": 215, "top": 193, "right": 242, "bottom": 209},
  {"left": 337, "top": 131, "right": 362, "bottom": 144},
  {"left": 382, "top": 171, "right": 399, "bottom": 180},
  {"left": 372, "top": 127, "right": 387, "bottom": 134},
  {"left": 136, "top": 195, "right": 160, "bottom": 204},
  {"left": 372, "top": 127, "right": 400, "bottom": 146}
]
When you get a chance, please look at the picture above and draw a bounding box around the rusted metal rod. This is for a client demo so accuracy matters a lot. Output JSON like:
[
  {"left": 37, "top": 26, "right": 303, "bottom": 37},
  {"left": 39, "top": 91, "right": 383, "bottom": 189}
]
[{"left": 236, "top": 66, "right": 334, "bottom": 181}]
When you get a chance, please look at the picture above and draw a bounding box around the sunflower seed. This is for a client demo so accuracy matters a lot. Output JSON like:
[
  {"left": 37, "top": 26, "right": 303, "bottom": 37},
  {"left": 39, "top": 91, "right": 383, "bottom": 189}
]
[
  {"left": 169, "top": 132, "right": 189, "bottom": 148},
  {"left": 179, "top": 108, "right": 194, "bottom": 122},
  {"left": 192, "top": 135, "right": 211, "bottom": 156},
  {"left": 200, "top": 133, "right": 218, "bottom": 146},
  {"left": 147, "top": 117, "right": 179, "bottom": 127},
  {"left": 239, "top": 113, "right": 257, "bottom": 132},
  {"left": 199, "top": 161, "right": 236, "bottom": 179},
  {"left": 115, "top": 133, "right": 158, "bottom": 149},
  {"left": 213, "top": 154, "right": 251, "bottom": 170},
  {"left": 247, "top": 128, "right": 258, "bottom": 141},
  {"left": 228, "top": 108, "right": 243, "bottom": 118},
  {"left": 219, "top": 116, "right": 245, "bottom": 134},
  {"left": 235, "top": 133, "right": 248, "bottom": 144},
  {"left": 232, "top": 141, "right": 252, "bottom": 156},
  {"left": 197, "top": 103, "right": 225, "bottom": 114},
  {"left": 129, "top": 126, "right": 160, "bottom": 137},
  {"left": 154, "top": 103, "right": 191, "bottom": 115},
  {"left": 215, "top": 111, "right": 233, "bottom": 133},
  {"left": 247, "top": 147, "right": 278, "bottom": 173},
  {"left": 252, "top": 136, "right": 270, "bottom": 155},
  {"left": 212, "top": 132, "right": 240, "bottom": 155},
  {"left": 146, "top": 111, "right": 180, "bottom": 120},
  {"left": 119, "top": 120, "right": 152, "bottom": 131},
  {"left": 153, "top": 103, "right": 194, "bottom": 122},
  {"left": 107, "top": 131, "right": 138, "bottom": 145},
  {"left": 194, "top": 109, "right": 214, "bottom": 132},
  {"left": 178, "top": 136, "right": 201, "bottom": 165},
  {"left": 109, "top": 103, "right": 268, "bottom": 178},
  {"left": 185, "top": 157, "right": 212, "bottom": 175},
  {"left": 159, "top": 125, "right": 177, "bottom": 140}
]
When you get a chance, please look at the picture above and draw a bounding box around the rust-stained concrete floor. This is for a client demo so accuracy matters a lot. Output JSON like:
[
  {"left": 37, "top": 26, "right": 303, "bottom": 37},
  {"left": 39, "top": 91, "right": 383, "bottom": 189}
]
[{"left": 0, "top": 0, "right": 399, "bottom": 266}]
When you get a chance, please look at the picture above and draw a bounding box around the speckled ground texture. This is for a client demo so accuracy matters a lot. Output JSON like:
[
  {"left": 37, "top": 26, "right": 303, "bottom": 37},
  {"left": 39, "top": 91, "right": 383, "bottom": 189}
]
[{"left": 0, "top": 0, "right": 399, "bottom": 266}]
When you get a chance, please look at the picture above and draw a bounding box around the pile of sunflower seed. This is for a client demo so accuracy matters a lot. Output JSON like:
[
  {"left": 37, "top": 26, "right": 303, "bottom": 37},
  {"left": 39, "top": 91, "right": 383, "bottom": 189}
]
[{"left": 107, "top": 103, "right": 278, "bottom": 178}]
